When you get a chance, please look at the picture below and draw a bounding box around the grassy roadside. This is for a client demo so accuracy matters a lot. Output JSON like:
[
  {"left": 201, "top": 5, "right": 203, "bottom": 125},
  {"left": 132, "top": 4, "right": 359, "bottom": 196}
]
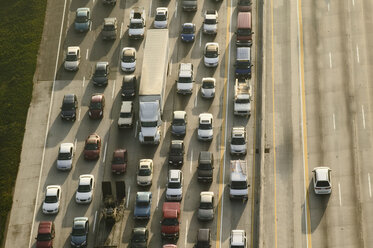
[{"left": 0, "top": 0, "right": 47, "bottom": 246}]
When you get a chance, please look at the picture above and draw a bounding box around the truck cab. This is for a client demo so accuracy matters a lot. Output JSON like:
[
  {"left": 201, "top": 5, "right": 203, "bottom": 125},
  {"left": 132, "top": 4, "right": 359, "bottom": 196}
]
[
  {"left": 177, "top": 63, "right": 194, "bottom": 95},
  {"left": 229, "top": 160, "right": 249, "bottom": 200},
  {"left": 230, "top": 230, "right": 247, "bottom": 248},
  {"left": 139, "top": 102, "right": 161, "bottom": 144},
  {"left": 128, "top": 7, "right": 146, "bottom": 39},
  {"left": 161, "top": 202, "right": 181, "bottom": 239},
  {"left": 234, "top": 78, "right": 251, "bottom": 116}
]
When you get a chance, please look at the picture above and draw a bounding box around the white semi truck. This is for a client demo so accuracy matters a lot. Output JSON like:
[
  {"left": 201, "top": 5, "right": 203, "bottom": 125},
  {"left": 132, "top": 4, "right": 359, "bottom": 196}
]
[
  {"left": 139, "top": 29, "right": 169, "bottom": 144},
  {"left": 233, "top": 78, "right": 251, "bottom": 116}
]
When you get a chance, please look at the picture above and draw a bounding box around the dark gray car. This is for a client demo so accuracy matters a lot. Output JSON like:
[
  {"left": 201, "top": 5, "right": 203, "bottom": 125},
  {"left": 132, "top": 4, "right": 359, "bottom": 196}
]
[
  {"left": 130, "top": 227, "right": 148, "bottom": 248},
  {"left": 70, "top": 217, "right": 89, "bottom": 247},
  {"left": 60, "top": 94, "right": 77, "bottom": 121},
  {"left": 92, "top": 62, "right": 109, "bottom": 86},
  {"left": 171, "top": 111, "right": 187, "bottom": 137},
  {"left": 102, "top": 17, "right": 117, "bottom": 40}
]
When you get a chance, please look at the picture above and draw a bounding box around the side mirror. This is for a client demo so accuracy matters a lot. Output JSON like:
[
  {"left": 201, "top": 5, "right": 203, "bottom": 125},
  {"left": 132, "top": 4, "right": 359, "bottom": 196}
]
[
  {"left": 127, "top": 25, "right": 129, "bottom": 27},
  {"left": 228, "top": 184, "right": 231, "bottom": 188}
]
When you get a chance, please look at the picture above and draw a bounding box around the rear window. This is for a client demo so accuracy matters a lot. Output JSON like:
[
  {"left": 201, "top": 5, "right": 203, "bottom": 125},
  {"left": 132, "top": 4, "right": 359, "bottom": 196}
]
[{"left": 316, "top": 180, "right": 330, "bottom": 187}]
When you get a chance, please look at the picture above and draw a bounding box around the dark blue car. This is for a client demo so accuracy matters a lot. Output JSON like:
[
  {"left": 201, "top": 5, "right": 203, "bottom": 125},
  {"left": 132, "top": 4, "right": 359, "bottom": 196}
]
[
  {"left": 181, "top": 23, "right": 196, "bottom": 42},
  {"left": 134, "top": 192, "right": 152, "bottom": 220}
]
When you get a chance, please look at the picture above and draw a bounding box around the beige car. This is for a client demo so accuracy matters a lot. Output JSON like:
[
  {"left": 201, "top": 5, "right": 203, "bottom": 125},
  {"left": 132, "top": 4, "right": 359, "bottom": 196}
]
[{"left": 137, "top": 159, "right": 153, "bottom": 186}]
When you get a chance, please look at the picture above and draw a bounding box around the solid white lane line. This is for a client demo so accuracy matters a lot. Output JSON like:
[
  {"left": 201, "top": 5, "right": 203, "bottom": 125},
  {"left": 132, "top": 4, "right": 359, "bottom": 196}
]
[
  {"left": 175, "top": 2, "right": 178, "bottom": 17},
  {"left": 120, "top": 22, "right": 123, "bottom": 38},
  {"left": 112, "top": 80, "right": 116, "bottom": 99},
  {"left": 329, "top": 52, "right": 332, "bottom": 68},
  {"left": 338, "top": 182, "right": 342, "bottom": 206},
  {"left": 356, "top": 45, "right": 360, "bottom": 63},
  {"left": 185, "top": 219, "right": 189, "bottom": 247},
  {"left": 86, "top": 49, "right": 89, "bottom": 60},
  {"left": 333, "top": 113, "right": 336, "bottom": 130},
  {"left": 28, "top": 0, "right": 68, "bottom": 243},
  {"left": 362, "top": 105, "right": 366, "bottom": 129},
  {"left": 83, "top": 76, "right": 85, "bottom": 87},
  {"left": 93, "top": 211, "right": 97, "bottom": 232},
  {"left": 190, "top": 150, "right": 193, "bottom": 173},
  {"left": 163, "top": 121, "right": 167, "bottom": 138},
  {"left": 135, "top": 121, "right": 138, "bottom": 138},
  {"left": 157, "top": 186, "right": 160, "bottom": 207},
  {"left": 199, "top": 30, "right": 202, "bottom": 47},
  {"left": 103, "top": 143, "right": 108, "bottom": 163},
  {"left": 78, "top": 108, "right": 81, "bottom": 121},
  {"left": 126, "top": 186, "right": 131, "bottom": 208},
  {"left": 74, "top": 139, "right": 77, "bottom": 151},
  {"left": 169, "top": 59, "right": 172, "bottom": 76},
  {"left": 327, "top": 3, "right": 330, "bottom": 11},
  {"left": 352, "top": 0, "right": 355, "bottom": 7},
  {"left": 149, "top": 0, "right": 152, "bottom": 17},
  {"left": 368, "top": 173, "right": 372, "bottom": 198},
  {"left": 194, "top": 94, "right": 198, "bottom": 107}
]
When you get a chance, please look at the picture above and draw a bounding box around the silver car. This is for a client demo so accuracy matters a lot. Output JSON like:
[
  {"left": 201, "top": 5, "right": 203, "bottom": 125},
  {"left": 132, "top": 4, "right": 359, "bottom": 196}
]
[{"left": 198, "top": 191, "right": 214, "bottom": 221}]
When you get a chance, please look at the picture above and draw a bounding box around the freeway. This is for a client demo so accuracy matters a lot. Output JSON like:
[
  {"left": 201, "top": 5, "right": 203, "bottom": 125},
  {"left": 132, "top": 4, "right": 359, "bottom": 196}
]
[{"left": 4, "top": 0, "right": 259, "bottom": 247}]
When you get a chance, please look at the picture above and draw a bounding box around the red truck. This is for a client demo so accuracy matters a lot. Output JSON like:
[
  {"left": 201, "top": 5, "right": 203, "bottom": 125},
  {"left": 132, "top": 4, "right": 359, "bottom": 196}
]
[
  {"left": 35, "top": 221, "right": 55, "bottom": 248},
  {"left": 161, "top": 202, "right": 181, "bottom": 239}
]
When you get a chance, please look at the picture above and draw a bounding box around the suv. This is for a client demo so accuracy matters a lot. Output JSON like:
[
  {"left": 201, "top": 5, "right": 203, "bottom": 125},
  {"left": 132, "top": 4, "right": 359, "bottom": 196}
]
[
  {"left": 230, "top": 230, "right": 247, "bottom": 247},
  {"left": 118, "top": 101, "right": 134, "bottom": 128},
  {"left": 197, "top": 151, "right": 214, "bottom": 182},
  {"left": 203, "top": 10, "right": 218, "bottom": 35},
  {"left": 171, "top": 111, "right": 187, "bottom": 137},
  {"left": 198, "top": 113, "right": 213, "bottom": 141},
  {"left": 230, "top": 126, "right": 247, "bottom": 155},
  {"left": 60, "top": 94, "right": 77, "bottom": 121},
  {"left": 166, "top": 170, "right": 183, "bottom": 201},
  {"left": 57, "top": 143, "right": 74, "bottom": 170},
  {"left": 181, "top": 23, "right": 196, "bottom": 42},
  {"left": 102, "top": 17, "right": 117, "bottom": 40},
  {"left": 176, "top": 63, "right": 194, "bottom": 95},
  {"left": 312, "top": 167, "right": 332, "bottom": 194},
  {"left": 111, "top": 149, "right": 128, "bottom": 174},
  {"left": 70, "top": 217, "right": 89, "bottom": 248},
  {"left": 89, "top": 93, "right": 105, "bottom": 119},
  {"left": 64, "top": 46, "right": 80, "bottom": 71},
  {"left": 204, "top": 42, "right": 219, "bottom": 67},
  {"left": 121, "top": 75, "right": 137, "bottom": 100},
  {"left": 198, "top": 192, "right": 214, "bottom": 221},
  {"left": 201, "top": 77, "right": 216, "bottom": 99},
  {"left": 168, "top": 140, "right": 184, "bottom": 166},
  {"left": 182, "top": 0, "right": 197, "bottom": 11},
  {"left": 121, "top": 47, "right": 136, "bottom": 72},
  {"left": 195, "top": 228, "right": 211, "bottom": 248},
  {"left": 137, "top": 159, "right": 153, "bottom": 186},
  {"left": 92, "top": 62, "right": 109, "bottom": 86},
  {"left": 35, "top": 221, "right": 55, "bottom": 248},
  {"left": 130, "top": 227, "right": 148, "bottom": 247}
]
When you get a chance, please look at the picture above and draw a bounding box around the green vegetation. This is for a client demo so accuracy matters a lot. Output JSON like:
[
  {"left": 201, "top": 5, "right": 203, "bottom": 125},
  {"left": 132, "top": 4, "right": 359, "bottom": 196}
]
[{"left": 0, "top": 0, "right": 47, "bottom": 245}]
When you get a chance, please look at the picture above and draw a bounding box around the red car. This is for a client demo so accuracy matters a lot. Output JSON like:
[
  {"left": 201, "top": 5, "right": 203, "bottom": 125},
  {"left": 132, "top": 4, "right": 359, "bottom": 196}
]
[
  {"left": 35, "top": 221, "right": 55, "bottom": 248},
  {"left": 84, "top": 133, "right": 101, "bottom": 160},
  {"left": 89, "top": 93, "right": 105, "bottom": 119},
  {"left": 111, "top": 149, "right": 128, "bottom": 174}
]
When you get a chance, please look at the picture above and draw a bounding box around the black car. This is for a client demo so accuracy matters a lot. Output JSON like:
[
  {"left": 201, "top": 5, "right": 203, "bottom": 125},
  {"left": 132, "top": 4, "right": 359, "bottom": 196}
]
[
  {"left": 197, "top": 151, "right": 214, "bottom": 182},
  {"left": 121, "top": 75, "right": 137, "bottom": 100},
  {"left": 194, "top": 228, "right": 211, "bottom": 248},
  {"left": 60, "top": 94, "right": 77, "bottom": 121},
  {"left": 92, "top": 62, "right": 109, "bottom": 86},
  {"left": 70, "top": 217, "right": 89, "bottom": 247},
  {"left": 130, "top": 227, "right": 148, "bottom": 248},
  {"left": 171, "top": 111, "right": 187, "bottom": 137},
  {"left": 168, "top": 140, "right": 184, "bottom": 166}
]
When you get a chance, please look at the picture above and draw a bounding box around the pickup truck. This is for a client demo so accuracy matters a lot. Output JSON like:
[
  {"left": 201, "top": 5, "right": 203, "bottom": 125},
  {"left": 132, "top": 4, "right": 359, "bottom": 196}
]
[
  {"left": 128, "top": 7, "right": 146, "bottom": 39},
  {"left": 161, "top": 202, "right": 181, "bottom": 239}
]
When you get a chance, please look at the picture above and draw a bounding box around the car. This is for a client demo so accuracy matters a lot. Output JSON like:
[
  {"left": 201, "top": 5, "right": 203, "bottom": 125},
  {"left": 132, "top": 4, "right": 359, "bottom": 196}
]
[
  {"left": 203, "top": 10, "right": 218, "bottom": 35},
  {"left": 171, "top": 111, "right": 187, "bottom": 137},
  {"left": 56, "top": 143, "right": 74, "bottom": 170},
  {"left": 166, "top": 170, "right": 183, "bottom": 201},
  {"left": 230, "top": 230, "right": 247, "bottom": 247},
  {"left": 230, "top": 126, "right": 247, "bottom": 155},
  {"left": 42, "top": 185, "right": 61, "bottom": 215},
  {"left": 74, "top": 8, "right": 91, "bottom": 32},
  {"left": 102, "top": 17, "right": 117, "bottom": 40},
  {"left": 121, "top": 75, "right": 137, "bottom": 100},
  {"left": 103, "top": 0, "right": 116, "bottom": 5},
  {"left": 201, "top": 77, "right": 216, "bottom": 99},
  {"left": 60, "top": 94, "right": 77, "bottom": 121},
  {"left": 134, "top": 192, "right": 152, "bottom": 219},
  {"left": 121, "top": 47, "right": 136, "bottom": 72},
  {"left": 35, "top": 221, "right": 55, "bottom": 248},
  {"left": 130, "top": 227, "right": 148, "bottom": 248},
  {"left": 64, "top": 46, "right": 80, "bottom": 71},
  {"left": 118, "top": 101, "right": 134, "bottom": 128},
  {"left": 238, "top": 0, "right": 252, "bottom": 12},
  {"left": 176, "top": 63, "right": 194, "bottom": 95},
  {"left": 154, "top": 7, "right": 168, "bottom": 28},
  {"left": 92, "top": 62, "right": 109, "bottom": 86},
  {"left": 198, "top": 192, "right": 214, "bottom": 221},
  {"left": 128, "top": 7, "right": 146, "bottom": 40},
  {"left": 181, "top": 23, "right": 196, "bottom": 42},
  {"left": 89, "top": 93, "right": 105, "bottom": 119},
  {"left": 75, "top": 174, "right": 94, "bottom": 204},
  {"left": 111, "top": 149, "right": 128, "bottom": 174},
  {"left": 168, "top": 140, "right": 184, "bottom": 166},
  {"left": 137, "top": 159, "right": 153, "bottom": 186},
  {"left": 204, "top": 42, "right": 219, "bottom": 67},
  {"left": 197, "top": 151, "right": 214, "bottom": 182},
  {"left": 70, "top": 217, "right": 89, "bottom": 247},
  {"left": 198, "top": 113, "right": 213, "bottom": 141},
  {"left": 194, "top": 228, "right": 211, "bottom": 248},
  {"left": 83, "top": 133, "right": 101, "bottom": 160},
  {"left": 312, "top": 167, "right": 332, "bottom": 194}
]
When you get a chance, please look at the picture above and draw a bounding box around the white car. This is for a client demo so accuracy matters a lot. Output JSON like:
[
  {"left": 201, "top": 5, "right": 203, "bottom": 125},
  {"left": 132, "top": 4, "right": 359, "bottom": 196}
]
[
  {"left": 204, "top": 42, "right": 219, "bottom": 67},
  {"left": 166, "top": 170, "right": 183, "bottom": 201},
  {"left": 312, "top": 167, "right": 332, "bottom": 194},
  {"left": 76, "top": 174, "right": 95, "bottom": 204},
  {"left": 121, "top": 47, "right": 136, "bottom": 72},
  {"left": 201, "top": 77, "right": 216, "bottom": 98},
  {"left": 57, "top": 143, "right": 74, "bottom": 170},
  {"left": 64, "top": 46, "right": 80, "bottom": 71},
  {"left": 154, "top": 7, "right": 168, "bottom": 28},
  {"left": 198, "top": 113, "right": 213, "bottom": 141},
  {"left": 230, "top": 126, "right": 247, "bottom": 155},
  {"left": 203, "top": 10, "right": 218, "bottom": 35},
  {"left": 137, "top": 159, "right": 153, "bottom": 186},
  {"left": 42, "top": 185, "right": 61, "bottom": 214}
]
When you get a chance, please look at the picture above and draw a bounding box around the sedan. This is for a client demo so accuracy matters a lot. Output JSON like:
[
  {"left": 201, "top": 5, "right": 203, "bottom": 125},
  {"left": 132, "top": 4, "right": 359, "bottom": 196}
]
[
  {"left": 154, "top": 7, "right": 168, "bottom": 28},
  {"left": 70, "top": 217, "right": 89, "bottom": 247},
  {"left": 83, "top": 133, "right": 101, "bottom": 160},
  {"left": 111, "top": 149, "right": 128, "bottom": 174},
  {"left": 198, "top": 113, "right": 213, "bottom": 141},
  {"left": 201, "top": 77, "right": 216, "bottom": 99},
  {"left": 171, "top": 111, "right": 187, "bottom": 137},
  {"left": 121, "top": 47, "right": 136, "bottom": 72},
  {"left": 75, "top": 174, "right": 94, "bottom": 204},
  {"left": 42, "top": 185, "right": 61, "bottom": 215},
  {"left": 56, "top": 142, "right": 74, "bottom": 170},
  {"left": 88, "top": 93, "right": 105, "bottom": 119},
  {"left": 92, "top": 62, "right": 109, "bottom": 86}
]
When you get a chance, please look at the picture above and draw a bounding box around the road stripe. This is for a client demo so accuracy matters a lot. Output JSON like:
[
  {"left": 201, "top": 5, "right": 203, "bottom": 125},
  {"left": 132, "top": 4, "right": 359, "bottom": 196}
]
[
  {"left": 361, "top": 105, "right": 366, "bottom": 129},
  {"left": 175, "top": 2, "right": 178, "bottom": 18},
  {"left": 74, "top": 138, "right": 77, "bottom": 151},
  {"left": 352, "top": 0, "right": 355, "bottom": 7},
  {"left": 149, "top": 0, "right": 152, "bottom": 17},
  {"left": 296, "top": 0, "right": 313, "bottom": 246},
  {"left": 185, "top": 219, "right": 189, "bottom": 247},
  {"left": 329, "top": 52, "right": 332, "bottom": 68},
  {"left": 356, "top": 44, "right": 360, "bottom": 63},
  {"left": 215, "top": 0, "right": 232, "bottom": 246},
  {"left": 368, "top": 173, "right": 372, "bottom": 198},
  {"left": 157, "top": 186, "right": 160, "bottom": 207},
  {"left": 93, "top": 211, "right": 97, "bottom": 232},
  {"left": 103, "top": 143, "right": 107, "bottom": 163},
  {"left": 120, "top": 22, "right": 123, "bottom": 38},
  {"left": 135, "top": 121, "right": 138, "bottom": 138},
  {"left": 338, "top": 182, "right": 342, "bottom": 206},
  {"left": 333, "top": 113, "right": 336, "bottom": 130},
  {"left": 163, "top": 121, "right": 167, "bottom": 138},
  {"left": 126, "top": 186, "right": 131, "bottom": 208},
  {"left": 78, "top": 108, "right": 81, "bottom": 121},
  {"left": 199, "top": 30, "right": 202, "bottom": 47},
  {"left": 327, "top": 3, "right": 330, "bottom": 11},
  {"left": 86, "top": 49, "right": 89, "bottom": 60},
  {"left": 194, "top": 94, "right": 198, "bottom": 107},
  {"left": 112, "top": 80, "right": 116, "bottom": 99},
  {"left": 82, "top": 76, "right": 85, "bottom": 87}
]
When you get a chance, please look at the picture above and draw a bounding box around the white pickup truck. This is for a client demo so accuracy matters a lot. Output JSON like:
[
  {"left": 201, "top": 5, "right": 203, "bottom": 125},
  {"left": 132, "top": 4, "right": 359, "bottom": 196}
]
[
  {"left": 128, "top": 7, "right": 146, "bottom": 39},
  {"left": 203, "top": 10, "right": 218, "bottom": 35},
  {"left": 234, "top": 78, "right": 251, "bottom": 116}
]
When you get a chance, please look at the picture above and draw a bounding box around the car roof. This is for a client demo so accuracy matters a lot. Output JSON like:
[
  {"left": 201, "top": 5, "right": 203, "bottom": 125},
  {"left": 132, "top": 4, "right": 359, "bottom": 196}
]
[
  {"left": 123, "top": 75, "right": 136, "bottom": 84},
  {"left": 120, "top": 101, "right": 133, "bottom": 112},
  {"left": 60, "top": 143, "right": 73, "bottom": 153},
  {"left": 137, "top": 191, "right": 151, "bottom": 201},
  {"left": 156, "top": 7, "right": 168, "bottom": 13},
  {"left": 67, "top": 46, "right": 79, "bottom": 54},
  {"left": 205, "top": 43, "right": 219, "bottom": 51},
  {"left": 200, "top": 192, "right": 214, "bottom": 202},
  {"left": 139, "top": 159, "right": 152, "bottom": 168},
  {"left": 183, "top": 22, "right": 195, "bottom": 27},
  {"left": 173, "top": 111, "right": 186, "bottom": 119},
  {"left": 63, "top": 94, "right": 76, "bottom": 103},
  {"left": 197, "top": 229, "right": 210, "bottom": 241},
  {"left": 169, "top": 170, "right": 181, "bottom": 181},
  {"left": 232, "top": 126, "right": 245, "bottom": 137},
  {"left": 73, "top": 217, "right": 88, "bottom": 227},
  {"left": 202, "top": 77, "right": 216, "bottom": 83},
  {"left": 104, "top": 17, "right": 116, "bottom": 25},
  {"left": 199, "top": 151, "right": 212, "bottom": 161},
  {"left": 231, "top": 230, "right": 245, "bottom": 245},
  {"left": 38, "top": 221, "right": 53, "bottom": 234},
  {"left": 314, "top": 167, "right": 330, "bottom": 181},
  {"left": 91, "top": 94, "right": 104, "bottom": 102},
  {"left": 46, "top": 185, "right": 60, "bottom": 196},
  {"left": 171, "top": 140, "right": 183, "bottom": 149},
  {"left": 79, "top": 174, "right": 93, "bottom": 185},
  {"left": 76, "top": 8, "right": 89, "bottom": 16},
  {"left": 123, "top": 48, "right": 135, "bottom": 57},
  {"left": 113, "top": 149, "right": 126, "bottom": 157}
]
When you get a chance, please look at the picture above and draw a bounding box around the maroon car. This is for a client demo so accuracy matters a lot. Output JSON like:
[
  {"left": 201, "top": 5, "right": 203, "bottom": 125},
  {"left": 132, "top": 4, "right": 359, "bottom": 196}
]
[
  {"left": 89, "top": 93, "right": 105, "bottom": 119},
  {"left": 35, "top": 221, "right": 55, "bottom": 248},
  {"left": 111, "top": 149, "right": 128, "bottom": 174},
  {"left": 84, "top": 133, "right": 101, "bottom": 160}
]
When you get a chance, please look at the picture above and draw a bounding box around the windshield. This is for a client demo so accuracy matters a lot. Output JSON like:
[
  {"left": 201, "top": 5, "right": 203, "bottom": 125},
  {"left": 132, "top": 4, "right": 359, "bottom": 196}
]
[
  {"left": 199, "top": 202, "right": 212, "bottom": 209},
  {"left": 237, "top": 61, "right": 250, "bottom": 68},
  {"left": 62, "top": 102, "right": 75, "bottom": 110},
  {"left": 132, "top": 234, "right": 146, "bottom": 242},
  {"left": 77, "top": 184, "right": 91, "bottom": 193},
  {"left": 202, "top": 81, "right": 214, "bottom": 89},
  {"left": 172, "top": 118, "right": 185, "bottom": 126},
  {"left": 94, "top": 69, "right": 106, "bottom": 77},
  {"left": 44, "top": 195, "right": 57, "bottom": 203},
  {"left": 122, "top": 55, "right": 135, "bottom": 63},
  {"left": 231, "top": 137, "right": 245, "bottom": 145},
  {"left": 37, "top": 233, "right": 52, "bottom": 241},
  {"left": 76, "top": 16, "right": 88, "bottom": 23},
  {"left": 103, "top": 24, "right": 115, "bottom": 31},
  {"left": 178, "top": 77, "right": 192, "bottom": 83},
  {"left": 122, "top": 83, "right": 134, "bottom": 90},
  {"left": 231, "top": 181, "right": 247, "bottom": 189},
  {"left": 236, "top": 98, "right": 250, "bottom": 104},
  {"left": 182, "top": 27, "right": 194, "bottom": 34},
  {"left": 137, "top": 201, "right": 150, "bottom": 207},
  {"left": 139, "top": 168, "right": 151, "bottom": 176},
  {"left": 199, "top": 163, "right": 212, "bottom": 170},
  {"left": 112, "top": 156, "right": 125, "bottom": 164},
  {"left": 141, "top": 121, "right": 157, "bottom": 127},
  {"left": 66, "top": 54, "right": 77, "bottom": 61},
  {"left": 168, "top": 182, "right": 181, "bottom": 189},
  {"left": 72, "top": 227, "right": 86, "bottom": 236},
  {"left": 199, "top": 123, "right": 212, "bottom": 130},
  {"left": 130, "top": 22, "right": 144, "bottom": 28},
  {"left": 58, "top": 152, "right": 71, "bottom": 160},
  {"left": 162, "top": 218, "right": 179, "bottom": 226},
  {"left": 170, "top": 148, "right": 182, "bottom": 155},
  {"left": 120, "top": 112, "right": 131, "bottom": 118},
  {"left": 85, "top": 143, "right": 98, "bottom": 150},
  {"left": 205, "top": 51, "right": 218, "bottom": 58},
  {"left": 316, "top": 181, "right": 330, "bottom": 187},
  {"left": 237, "top": 28, "right": 251, "bottom": 36},
  {"left": 205, "top": 19, "right": 217, "bottom": 25},
  {"left": 89, "top": 102, "right": 102, "bottom": 110},
  {"left": 155, "top": 14, "right": 166, "bottom": 21}
]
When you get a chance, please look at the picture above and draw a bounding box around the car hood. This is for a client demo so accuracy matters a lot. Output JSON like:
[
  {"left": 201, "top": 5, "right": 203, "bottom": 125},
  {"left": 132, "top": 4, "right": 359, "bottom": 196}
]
[
  {"left": 118, "top": 117, "right": 132, "bottom": 125},
  {"left": 141, "top": 126, "right": 157, "bottom": 136},
  {"left": 204, "top": 57, "right": 219, "bottom": 64},
  {"left": 112, "top": 162, "right": 126, "bottom": 171},
  {"left": 61, "top": 109, "right": 75, "bottom": 116},
  {"left": 166, "top": 188, "right": 182, "bottom": 195},
  {"left": 203, "top": 23, "right": 217, "bottom": 31},
  {"left": 201, "top": 88, "right": 215, "bottom": 96},
  {"left": 64, "top": 61, "right": 79, "bottom": 68},
  {"left": 76, "top": 191, "right": 92, "bottom": 200},
  {"left": 198, "top": 129, "right": 213, "bottom": 137},
  {"left": 129, "top": 28, "right": 145, "bottom": 35},
  {"left": 36, "top": 240, "right": 53, "bottom": 248},
  {"left": 121, "top": 61, "right": 136, "bottom": 70},
  {"left": 84, "top": 150, "right": 99, "bottom": 157},
  {"left": 171, "top": 125, "right": 186, "bottom": 134},
  {"left": 198, "top": 209, "right": 214, "bottom": 219},
  {"left": 71, "top": 235, "right": 87, "bottom": 245},
  {"left": 181, "top": 33, "right": 194, "bottom": 40},
  {"left": 134, "top": 205, "right": 151, "bottom": 216},
  {"left": 43, "top": 202, "right": 59, "bottom": 211},
  {"left": 162, "top": 224, "right": 179, "bottom": 234}
]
